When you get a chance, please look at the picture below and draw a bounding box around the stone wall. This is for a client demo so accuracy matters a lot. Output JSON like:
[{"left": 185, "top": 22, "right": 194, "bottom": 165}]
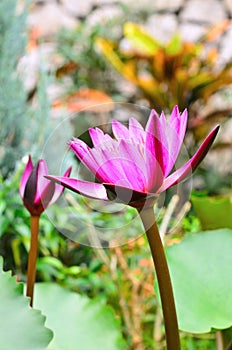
[{"left": 28, "top": 0, "right": 232, "bottom": 62}]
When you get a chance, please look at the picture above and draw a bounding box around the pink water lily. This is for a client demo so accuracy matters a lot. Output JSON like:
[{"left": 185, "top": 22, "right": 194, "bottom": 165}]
[
  {"left": 46, "top": 106, "right": 219, "bottom": 208},
  {"left": 20, "top": 155, "right": 71, "bottom": 216}
]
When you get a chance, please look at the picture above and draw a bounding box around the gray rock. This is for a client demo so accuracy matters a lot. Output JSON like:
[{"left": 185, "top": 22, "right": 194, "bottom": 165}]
[
  {"left": 224, "top": 0, "right": 232, "bottom": 15},
  {"left": 220, "top": 24, "right": 232, "bottom": 63},
  {"left": 179, "top": 22, "right": 207, "bottom": 42},
  {"left": 114, "top": 77, "right": 137, "bottom": 99},
  {"left": 94, "top": 0, "right": 118, "bottom": 4},
  {"left": 28, "top": 3, "right": 77, "bottom": 36},
  {"left": 60, "top": 0, "right": 93, "bottom": 17},
  {"left": 18, "top": 43, "right": 57, "bottom": 91},
  {"left": 180, "top": 0, "right": 226, "bottom": 24},
  {"left": 87, "top": 5, "right": 124, "bottom": 30},
  {"left": 204, "top": 148, "right": 232, "bottom": 175},
  {"left": 150, "top": 0, "right": 184, "bottom": 11},
  {"left": 145, "top": 14, "right": 178, "bottom": 43},
  {"left": 119, "top": 0, "right": 183, "bottom": 12}
]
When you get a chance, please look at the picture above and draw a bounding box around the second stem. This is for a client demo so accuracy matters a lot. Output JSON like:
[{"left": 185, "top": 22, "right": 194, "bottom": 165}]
[{"left": 26, "top": 215, "right": 40, "bottom": 307}]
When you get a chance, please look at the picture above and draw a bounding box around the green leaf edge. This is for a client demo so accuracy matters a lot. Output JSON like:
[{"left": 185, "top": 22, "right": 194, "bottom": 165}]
[
  {"left": 0, "top": 256, "right": 53, "bottom": 348},
  {"left": 35, "top": 283, "right": 127, "bottom": 350},
  {"left": 165, "top": 229, "right": 232, "bottom": 333}
]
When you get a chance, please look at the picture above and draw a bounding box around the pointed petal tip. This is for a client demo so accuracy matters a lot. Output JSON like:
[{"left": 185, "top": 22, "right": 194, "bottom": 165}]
[
  {"left": 68, "top": 136, "right": 79, "bottom": 144},
  {"left": 205, "top": 124, "right": 220, "bottom": 143},
  {"left": 65, "top": 166, "right": 72, "bottom": 176},
  {"left": 160, "top": 110, "right": 166, "bottom": 120},
  {"left": 20, "top": 155, "right": 34, "bottom": 198},
  {"left": 150, "top": 108, "right": 159, "bottom": 117},
  {"left": 37, "top": 158, "right": 46, "bottom": 166},
  {"left": 27, "top": 154, "right": 33, "bottom": 164},
  {"left": 214, "top": 124, "right": 220, "bottom": 133},
  {"left": 44, "top": 175, "right": 58, "bottom": 182},
  {"left": 37, "top": 158, "right": 48, "bottom": 176},
  {"left": 173, "top": 105, "right": 179, "bottom": 113},
  {"left": 67, "top": 139, "right": 75, "bottom": 146},
  {"left": 181, "top": 107, "right": 188, "bottom": 116},
  {"left": 24, "top": 154, "right": 33, "bottom": 169},
  {"left": 145, "top": 108, "right": 159, "bottom": 131}
]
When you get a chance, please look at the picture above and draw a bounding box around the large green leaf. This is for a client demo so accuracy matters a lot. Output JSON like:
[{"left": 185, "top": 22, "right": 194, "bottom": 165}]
[
  {"left": 0, "top": 257, "right": 53, "bottom": 350},
  {"left": 165, "top": 229, "right": 232, "bottom": 333},
  {"left": 191, "top": 194, "right": 232, "bottom": 229},
  {"left": 34, "top": 283, "right": 126, "bottom": 350}
]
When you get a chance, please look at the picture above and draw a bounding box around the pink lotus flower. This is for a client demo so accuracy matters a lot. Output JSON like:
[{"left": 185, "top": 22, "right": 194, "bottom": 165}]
[
  {"left": 46, "top": 106, "right": 219, "bottom": 208},
  {"left": 20, "top": 156, "right": 71, "bottom": 216}
]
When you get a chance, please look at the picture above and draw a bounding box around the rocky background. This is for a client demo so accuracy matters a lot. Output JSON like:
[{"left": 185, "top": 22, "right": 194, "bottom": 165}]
[
  {"left": 28, "top": 0, "right": 232, "bottom": 60},
  {"left": 19, "top": 0, "right": 232, "bottom": 182}
]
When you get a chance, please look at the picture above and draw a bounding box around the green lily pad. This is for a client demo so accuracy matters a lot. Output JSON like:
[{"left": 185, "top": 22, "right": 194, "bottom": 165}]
[
  {"left": 34, "top": 283, "right": 126, "bottom": 350},
  {"left": 191, "top": 194, "right": 232, "bottom": 230},
  {"left": 165, "top": 229, "right": 232, "bottom": 333},
  {"left": 0, "top": 257, "right": 53, "bottom": 350}
]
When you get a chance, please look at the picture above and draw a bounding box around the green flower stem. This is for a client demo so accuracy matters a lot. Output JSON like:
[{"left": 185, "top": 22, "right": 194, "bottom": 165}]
[
  {"left": 26, "top": 215, "right": 40, "bottom": 307},
  {"left": 138, "top": 206, "right": 180, "bottom": 350}
]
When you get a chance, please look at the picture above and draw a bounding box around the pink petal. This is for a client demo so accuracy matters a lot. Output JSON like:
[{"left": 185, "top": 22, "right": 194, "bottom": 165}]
[
  {"left": 90, "top": 145, "right": 137, "bottom": 185},
  {"left": 38, "top": 181, "right": 56, "bottom": 210},
  {"left": 145, "top": 109, "right": 160, "bottom": 133},
  {"left": 68, "top": 138, "right": 90, "bottom": 161},
  {"left": 23, "top": 166, "right": 38, "bottom": 208},
  {"left": 117, "top": 140, "right": 147, "bottom": 191},
  {"left": 157, "top": 125, "right": 220, "bottom": 193},
  {"left": 68, "top": 138, "right": 101, "bottom": 177},
  {"left": 145, "top": 111, "right": 169, "bottom": 176},
  {"left": 91, "top": 140, "right": 148, "bottom": 192},
  {"left": 144, "top": 147, "right": 164, "bottom": 192},
  {"left": 112, "top": 119, "right": 129, "bottom": 140},
  {"left": 165, "top": 108, "right": 188, "bottom": 175},
  {"left": 45, "top": 176, "right": 108, "bottom": 201},
  {"left": 20, "top": 155, "right": 33, "bottom": 198},
  {"left": 169, "top": 105, "right": 180, "bottom": 124},
  {"left": 34, "top": 159, "right": 50, "bottom": 203},
  {"left": 145, "top": 107, "right": 188, "bottom": 177},
  {"left": 129, "top": 117, "right": 145, "bottom": 144},
  {"left": 89, "top": 127, "right": 113, "bottom": 147},
  {"left": 89, "top": 145, "right": 125, "bottom": 183},
  {"left": 169, "top": 107, "right": 187, "bottom": 139},
  {"left": 49, "top": 166, "right": 72, "bottom": 205},
  {"left": 160, "top": 110, "right": 167, "bottom": 126}
]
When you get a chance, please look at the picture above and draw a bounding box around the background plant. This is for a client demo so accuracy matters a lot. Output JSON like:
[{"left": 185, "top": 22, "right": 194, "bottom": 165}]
[{"left": 96, "top": 21, "right": 232, "bottom": 131}]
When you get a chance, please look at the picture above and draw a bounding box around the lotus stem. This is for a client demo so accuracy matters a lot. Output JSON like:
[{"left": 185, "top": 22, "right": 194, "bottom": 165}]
[
  {"left": 26, "top": 215, "right": 40, "bottom": 307},
  {"left": 138, "top": 206, "right": 180, "bottom": 350}
]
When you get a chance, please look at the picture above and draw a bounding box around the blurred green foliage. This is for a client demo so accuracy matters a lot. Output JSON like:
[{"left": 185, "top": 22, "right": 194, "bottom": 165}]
[
  {"left": 55, "top": 22, "right": 122, "bottom": 98},
  {"left": 0, "top": 0, "right": 29, "bottom": 177}
]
